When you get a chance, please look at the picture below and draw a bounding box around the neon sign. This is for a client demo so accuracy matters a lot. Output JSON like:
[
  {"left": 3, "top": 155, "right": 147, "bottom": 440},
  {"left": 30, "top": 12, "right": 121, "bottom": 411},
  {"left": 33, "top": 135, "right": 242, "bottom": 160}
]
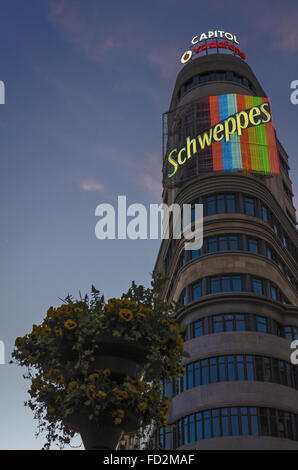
[
  {"left": 180, "top": 30, "right": 246, "bottom": 64},
  {"left": 167, "top": 94, "right": 279, "bottom": 179}
]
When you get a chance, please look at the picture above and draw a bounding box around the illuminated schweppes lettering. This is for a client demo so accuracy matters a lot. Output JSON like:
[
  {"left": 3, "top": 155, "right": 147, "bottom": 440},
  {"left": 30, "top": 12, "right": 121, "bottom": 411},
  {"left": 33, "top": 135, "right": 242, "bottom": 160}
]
[{"left": 167, "top": 101, "right": 272, "bottom": 178}]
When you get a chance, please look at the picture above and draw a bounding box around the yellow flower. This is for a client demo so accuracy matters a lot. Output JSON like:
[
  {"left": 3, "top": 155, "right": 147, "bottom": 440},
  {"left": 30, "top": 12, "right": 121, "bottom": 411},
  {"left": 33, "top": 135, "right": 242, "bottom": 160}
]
[
  {"left": 89, "top": 373, "right": 100, "bottom": 382},
  {"left": 64, "top": 319, "right": 77, "bottom": 330},
  {"left": 55, "top": 328, "right": 63, "bottom": 337},
  {"left": 112, "top": 388, "right": 128, "bottom": 401},
  {"left": 176, "top": 335, "right": 184, "bottom": 348},
  {"left": 103, "top": 369, "right": 111, "bottom": 377},
  {"left": 42, "top": 326, "right": 51, "bottom": 336},
  {"left": 55, "top": 396, "right": 62, "bottom": 404},
  {"left": 112, "top": 409, "right": 125, "bottom": 418},
  {"left": 97, "top": 390, "right": 107, "bottom": 399},
  {"left": 68, "top": 381, "right": 79, "bottom": 391},
  {"left": 86, "top": 384, "right": 96, "bottom": 400},
  {"left": 43, "top": 368, "right": 54, "bottom": 380},
  {"left": 56, "top": 374, "right": 64, "bottom": 384},
  {"left": 74, "top": 307, "right": 83, "bottom": 315},
  {"left": 48, "top": 407, "right": 55, "bottom": 414},
  {"left": 114, "top": 417, "right": 122, "bottom": 425},
  {"left": 64, "top": 304, "right": 73, "bottom": 314},
  {"left": 47, "top": 306, "right": 55, "bottom": 319},
  {"left": 137, "top": 401, "right": 147, "bottom": 411},
  {"left": 15, "top": 337, "right": 25, "bottom": 349},
  {"left": 119, "top": 309, "right": 133, "bottom": 322},
  {"left": 140, "top": 381, "right": 151, "bottom": 391}
]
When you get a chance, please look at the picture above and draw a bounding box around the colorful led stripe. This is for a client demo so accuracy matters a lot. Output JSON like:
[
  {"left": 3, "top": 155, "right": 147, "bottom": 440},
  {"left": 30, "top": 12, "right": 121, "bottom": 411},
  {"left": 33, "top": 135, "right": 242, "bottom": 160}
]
[{"left": 208, "top": 93, "right": 279, "bottom": 174}]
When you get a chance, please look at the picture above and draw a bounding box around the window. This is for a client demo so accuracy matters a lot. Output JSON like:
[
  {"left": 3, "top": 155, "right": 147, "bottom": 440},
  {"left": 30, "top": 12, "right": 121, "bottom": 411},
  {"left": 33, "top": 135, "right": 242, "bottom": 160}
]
[
  {"left": 199, "top": 73, "right": 212, "bottom": 83},
  {"left": 256, "top": 316, "right": 268, "bottom": 333},
  {"left": 174, "top": 354, "right": 298, "bottom": 397},
  {"left": 226, "top": 194, "right": 236, "bottom": 213},
  {"left": 244, "top": 197, "right": 255, "bottom": 216},
  {"left": 262, "top": 205, "right": 269, "bottom": 223},
  {"left": 205, "top": 194, "right": 236, "bottom": 215},
  {"left": 248, "top": 238, "right": 259, "bottom": 254},
  {"left": 206, "top": 196, "right": 216, "bottom": 216},
  {"left": 229, "top": 235, "right": 239, "bottom": 250},
  {"left": 252, "top": 278, "right": 263, "bottom": 295},
  {"left": 193, "top": 320, "right": 204, "bottom": 338},
  {"left": 159, "top": 407, "right": 298, "bottom": 448},
  {"left": 193, "top": 282, "right": 202, "bottom": 300},
  {"left": 216, "top": 71, "right": 226, "bottom": 81},
  {"left": 211, "top": 277, "right": 220, "bottom": 294},
  {"left": 208, "top": 237, "right": 217, "bottom": 253},
  {"left": 271, "top": 285, "right": 277, "bottom": 300}
]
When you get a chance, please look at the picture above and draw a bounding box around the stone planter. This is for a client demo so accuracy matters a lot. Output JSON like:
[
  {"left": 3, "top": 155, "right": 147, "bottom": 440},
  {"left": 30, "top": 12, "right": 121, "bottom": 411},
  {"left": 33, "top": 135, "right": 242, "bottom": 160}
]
[
  {"left": 66, "top": 408, "right": 138, "bottom": 450},
  {"left": 64, "top": 336, "right": 149, "bottom": 381}
]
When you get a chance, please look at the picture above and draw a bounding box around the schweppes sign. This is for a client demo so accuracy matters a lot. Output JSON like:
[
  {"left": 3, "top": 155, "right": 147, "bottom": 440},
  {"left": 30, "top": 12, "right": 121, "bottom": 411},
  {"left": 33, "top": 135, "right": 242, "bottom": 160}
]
[{"left": 167, "top": 94, "right": 279, "bottom": 179}]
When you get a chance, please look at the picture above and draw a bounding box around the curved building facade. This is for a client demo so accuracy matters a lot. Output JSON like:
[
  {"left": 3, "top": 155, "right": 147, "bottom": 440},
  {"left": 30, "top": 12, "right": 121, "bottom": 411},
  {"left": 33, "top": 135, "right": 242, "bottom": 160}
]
[{"left": 154, "top": 53, "right": 298, "bottom": 450}]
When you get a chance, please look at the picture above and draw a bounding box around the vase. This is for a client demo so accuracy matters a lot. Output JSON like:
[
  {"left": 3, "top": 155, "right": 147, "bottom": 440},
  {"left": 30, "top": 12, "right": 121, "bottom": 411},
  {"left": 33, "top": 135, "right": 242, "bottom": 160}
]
[
  {"left": 66, "top": 408, "right": 138, "bottom": 450},
  {"left": 64, "top": 337, "right": 149, "bottom": 381}
]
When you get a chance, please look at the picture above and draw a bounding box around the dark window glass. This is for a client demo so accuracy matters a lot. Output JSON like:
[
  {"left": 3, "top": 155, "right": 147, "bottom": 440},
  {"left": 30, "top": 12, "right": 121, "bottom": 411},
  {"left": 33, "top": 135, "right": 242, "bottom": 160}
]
[
  {"left": 212, "top": 409, "right": 221, "bottom": 437},
  {"left": 229, "top": 236, "right": 239, "bottom": 250},
  {"left": 193, "top": 282, "right": 201, "bottom": 300},
  {"left": 216, "top": 72, "right": 226, "bottom": 81},
  {"left": 201, "top": 360, "right": 209, "bottom": 385},
  {"left": 271, "top": 285, "right": 277, "bottom": 300},
  {"left": 232, "top": 276, "right": 242, "bottom": 291},
  {"left": 211, "top": 277, "right": 220, "bottom": 294},
  {"left": 208, "top": 237, "right": 217, "bottom": 253},
  {"left": 193, "top": 320, "right": 203, "bottom": 338},
  {"left": 235, "top": 314, "right": 246, "bottom": 331},
  {"left": 219, "top": 357, "right": 226, "bottom": 382},
  {"left": 196, "top": 413, "right": 203, "bottom": 440},
  {"left": 231, "top": 408, "right": 239, "bottom": 435},
  {"left": 262, "top": 206, "right": 268, "bottom": 223},
  {"left": 222, "top": 276, "right": 231, "bottom": 292},
  {"left": 222, "top": 408, "right": 229, "bottom": 436},
  {"left": 206, "top": 196, "right": 216, "bottom": 216},
  {"left": 248, "top": 238, "right": 258, "bottom": 253},
  {"left": 219, "top": 236, "right": 228, "bottom": 251},
  {"left": 213, "top": 315, "right": 224, "bottom": 333},
  {"left": 226, "top": 194, "right": 236, "bottom": 213},
  {"left": 256, "top": 316, "right": 267, "bottom": 332},
  {"left": 217, "top": 195, "right": 225, "bottom": 214},
  {"left": 203, "top": 411, "right": 211, "bottom": 439},
  {"left": 200, "top": 73, "right": 211, "bottom": 83},
  {"left": 241, "top": 408, "right": 249, "bottom": 435},
  {"left": 266, "top": 246, "right": 272, "bottom": 259},
  {"left": 252, "top": 278, "right": 263, "bottom": 295},
  {"left": 245, "top": 197, "right": 255, "bottom": 216},
  {"left": 191, "top": 249, "right": 200, "bottom": 259}
]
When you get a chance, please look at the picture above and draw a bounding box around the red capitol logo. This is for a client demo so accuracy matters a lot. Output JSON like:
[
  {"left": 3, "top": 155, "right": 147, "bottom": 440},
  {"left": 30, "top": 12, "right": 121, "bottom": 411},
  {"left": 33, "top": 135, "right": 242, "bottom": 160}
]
[{"left": 181, "top": 30, "right": 246, "bottom": 64}]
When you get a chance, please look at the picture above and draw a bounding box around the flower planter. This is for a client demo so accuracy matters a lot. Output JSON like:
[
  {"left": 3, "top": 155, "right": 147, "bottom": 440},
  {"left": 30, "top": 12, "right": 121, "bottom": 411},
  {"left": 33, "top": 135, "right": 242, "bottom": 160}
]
[
  {"left": 64, "top": 337, "right": 149, "bottom": 381},
  {"left": 66, "top": 408, "right": 138, "bottom": 450}
]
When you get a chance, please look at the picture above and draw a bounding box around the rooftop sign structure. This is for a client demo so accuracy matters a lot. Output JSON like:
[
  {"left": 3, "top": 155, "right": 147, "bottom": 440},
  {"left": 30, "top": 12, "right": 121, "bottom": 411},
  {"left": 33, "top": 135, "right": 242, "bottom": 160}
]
[{"left": 180, "top": 30, "right": 246, "bottom": 64}]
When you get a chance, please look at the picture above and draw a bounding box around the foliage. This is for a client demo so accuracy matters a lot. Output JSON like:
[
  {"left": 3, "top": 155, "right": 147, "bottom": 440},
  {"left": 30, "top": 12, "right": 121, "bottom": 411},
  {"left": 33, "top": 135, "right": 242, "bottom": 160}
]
[{"left": 11, "top": 273, "right": 188, "bottom": 449}]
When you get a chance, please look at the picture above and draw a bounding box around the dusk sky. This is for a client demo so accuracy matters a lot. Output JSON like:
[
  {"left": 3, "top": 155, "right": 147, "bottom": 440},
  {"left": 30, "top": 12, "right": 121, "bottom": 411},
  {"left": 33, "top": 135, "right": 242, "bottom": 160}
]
[{"left": 0, "top": 0, "right": 297, "bottom": 449}]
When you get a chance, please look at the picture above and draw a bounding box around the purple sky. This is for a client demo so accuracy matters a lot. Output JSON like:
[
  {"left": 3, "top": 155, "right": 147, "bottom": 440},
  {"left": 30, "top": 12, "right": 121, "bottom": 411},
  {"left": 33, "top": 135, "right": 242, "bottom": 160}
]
[{"left": 0, "top": 0, "right": 297, "bottom": 449}]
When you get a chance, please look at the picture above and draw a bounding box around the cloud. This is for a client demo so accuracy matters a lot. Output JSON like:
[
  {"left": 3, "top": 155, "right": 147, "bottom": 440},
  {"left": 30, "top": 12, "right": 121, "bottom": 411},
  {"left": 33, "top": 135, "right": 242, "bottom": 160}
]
[
  {"left": 80, "top": 178, "right": 105, "bottom": 192},
  {"left": 146, "top": 45, "right": 181, "bottom": 80},
  {"left": 209, "top": 0, "right": 298, "bottom": 52},
  {"left": 47, "top": 0, "right": 182, "bottom": 79},
  {"left": 136, "top": 152, "right": 162, "bottom": 200}
]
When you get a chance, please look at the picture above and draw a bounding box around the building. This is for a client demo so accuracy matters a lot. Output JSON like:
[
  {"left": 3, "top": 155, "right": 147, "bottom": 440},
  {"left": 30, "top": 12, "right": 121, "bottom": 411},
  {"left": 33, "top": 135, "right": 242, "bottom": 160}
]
[{"left": 153, "top": 52, "right": 298, "bottom": 450}]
